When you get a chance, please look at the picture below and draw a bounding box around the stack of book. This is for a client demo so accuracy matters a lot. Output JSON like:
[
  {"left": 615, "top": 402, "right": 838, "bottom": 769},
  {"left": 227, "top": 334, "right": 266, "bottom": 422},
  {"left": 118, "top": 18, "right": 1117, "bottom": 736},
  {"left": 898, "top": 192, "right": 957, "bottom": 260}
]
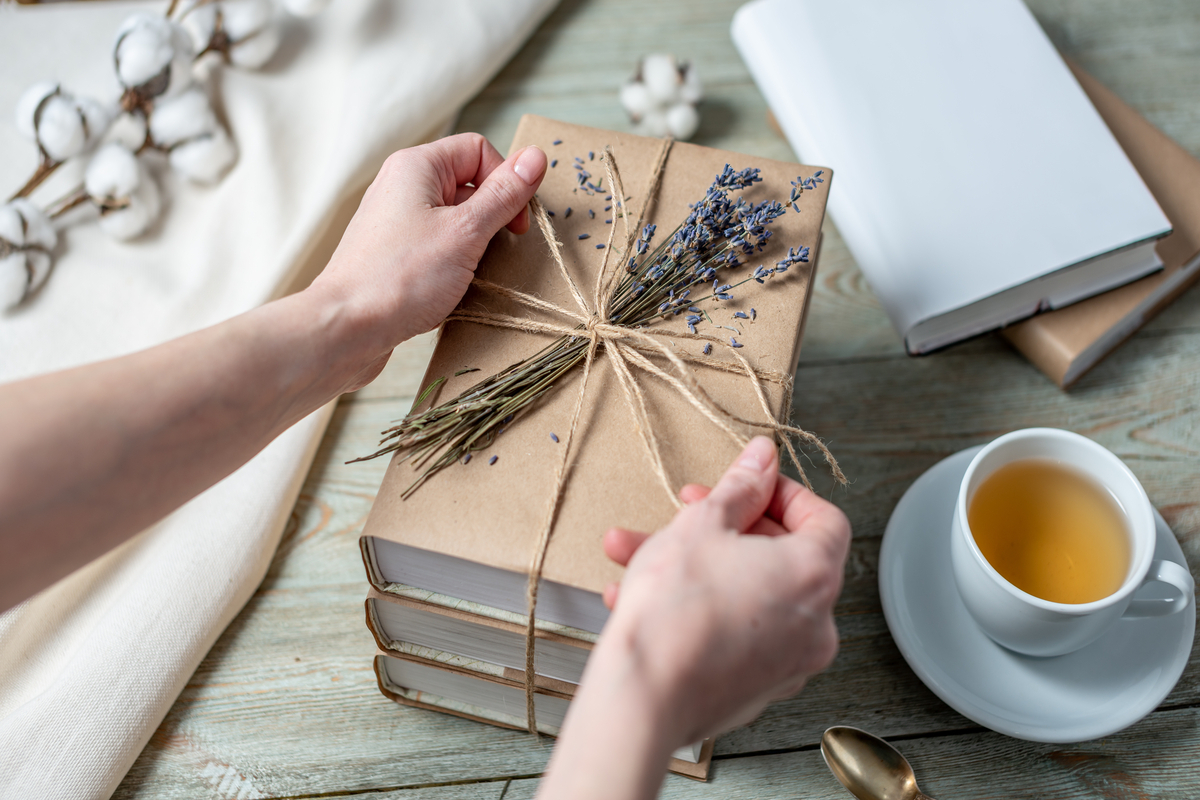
[
  {"left": 356, "top": 116, "right": 834, "bottom": 783},
  {"left": 733, "top": 0, "right": 1200, "bottom": 387}
]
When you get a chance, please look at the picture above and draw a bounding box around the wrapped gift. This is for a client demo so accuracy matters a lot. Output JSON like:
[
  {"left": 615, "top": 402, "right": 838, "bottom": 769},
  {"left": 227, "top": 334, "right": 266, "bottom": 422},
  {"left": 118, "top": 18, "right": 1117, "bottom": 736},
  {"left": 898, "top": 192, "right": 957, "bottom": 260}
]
[{"left": 357, "top": 116, "right": 833, "bottom": 771}]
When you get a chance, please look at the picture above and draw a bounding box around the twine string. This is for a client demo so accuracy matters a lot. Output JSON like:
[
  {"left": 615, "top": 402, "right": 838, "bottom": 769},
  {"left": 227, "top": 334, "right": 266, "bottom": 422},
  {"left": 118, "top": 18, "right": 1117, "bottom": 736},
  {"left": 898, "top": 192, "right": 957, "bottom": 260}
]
[{"left": 445, "top": 139, "right": 842, "bottom": 733}]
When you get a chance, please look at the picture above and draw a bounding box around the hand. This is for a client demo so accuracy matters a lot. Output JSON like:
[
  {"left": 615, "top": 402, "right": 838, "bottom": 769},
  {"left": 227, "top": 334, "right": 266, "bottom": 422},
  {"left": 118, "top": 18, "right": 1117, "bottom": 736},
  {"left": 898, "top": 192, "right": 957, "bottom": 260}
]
[
  {"left": 538, "top": 436, "right": 850, "bottom": 800},
  {"left": 309, "top": 133, "right": 547, "bottom": 391},
  {"left": 598, "top": 435, "right": 851, "bottom": 745}
]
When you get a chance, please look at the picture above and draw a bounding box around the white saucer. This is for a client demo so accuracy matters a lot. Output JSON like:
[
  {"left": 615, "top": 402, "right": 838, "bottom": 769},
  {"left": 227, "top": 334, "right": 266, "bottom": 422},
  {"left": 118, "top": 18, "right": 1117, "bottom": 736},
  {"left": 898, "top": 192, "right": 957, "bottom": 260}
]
[{"left": 879, "top": 446, "right": 1195, "bottom": 743}]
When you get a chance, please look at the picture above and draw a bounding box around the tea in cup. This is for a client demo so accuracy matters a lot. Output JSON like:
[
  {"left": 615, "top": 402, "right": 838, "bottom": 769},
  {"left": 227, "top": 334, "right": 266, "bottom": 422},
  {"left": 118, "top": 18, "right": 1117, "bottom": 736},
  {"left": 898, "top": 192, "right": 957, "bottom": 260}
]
[{"left": 951, "top": 428, "right": 1194, "bottom": 657}]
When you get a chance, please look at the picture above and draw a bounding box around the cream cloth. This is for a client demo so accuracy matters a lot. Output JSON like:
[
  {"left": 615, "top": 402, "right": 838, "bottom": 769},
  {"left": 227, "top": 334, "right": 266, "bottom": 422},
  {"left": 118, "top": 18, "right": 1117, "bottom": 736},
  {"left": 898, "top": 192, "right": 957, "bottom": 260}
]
[{"left": 0, "top": 1, "right": 557, "bottom": 797}]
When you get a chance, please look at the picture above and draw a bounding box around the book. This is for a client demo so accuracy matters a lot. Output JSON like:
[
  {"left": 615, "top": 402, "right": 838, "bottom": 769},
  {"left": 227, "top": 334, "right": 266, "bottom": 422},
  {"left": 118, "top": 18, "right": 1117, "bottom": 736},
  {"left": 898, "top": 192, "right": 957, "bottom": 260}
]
[
  {"left": 732, "top": 0, "right": 1172, "bottom": 354},
  {"left": 359, "top": 115, "right": 827, "bottom": 632},
  {"left": 1002, "top": 63, "right": 1200, "bottom": 387},
  {"left": 372, "top": 651, "right": 715, "bottom": 778},
  {"left": 364, "top": 585, "right": 592, "bottom": 687}
]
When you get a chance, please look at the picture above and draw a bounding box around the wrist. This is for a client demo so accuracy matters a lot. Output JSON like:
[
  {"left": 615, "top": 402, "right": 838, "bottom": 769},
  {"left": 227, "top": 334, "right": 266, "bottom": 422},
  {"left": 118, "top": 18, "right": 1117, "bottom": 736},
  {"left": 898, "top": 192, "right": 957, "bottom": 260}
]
[
  {"left": 294, "top": 279, "right": 412, "bottom": 387},
  {"left": 537, "top": 622, "right": 679, "bottom": 800}
]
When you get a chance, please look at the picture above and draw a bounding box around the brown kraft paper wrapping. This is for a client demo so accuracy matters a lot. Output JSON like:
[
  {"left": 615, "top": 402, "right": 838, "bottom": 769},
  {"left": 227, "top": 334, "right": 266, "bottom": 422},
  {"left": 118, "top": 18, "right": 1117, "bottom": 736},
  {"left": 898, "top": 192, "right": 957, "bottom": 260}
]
[{"left": 360, "top": 115, "right": 830, "bottom": 601}]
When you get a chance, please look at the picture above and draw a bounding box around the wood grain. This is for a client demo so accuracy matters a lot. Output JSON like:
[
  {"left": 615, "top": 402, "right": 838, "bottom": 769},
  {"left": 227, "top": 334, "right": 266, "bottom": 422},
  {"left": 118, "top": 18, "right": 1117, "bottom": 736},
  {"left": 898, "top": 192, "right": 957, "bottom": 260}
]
[{"left": 114, "top": 0, "right": 1200, "bottom": 797}]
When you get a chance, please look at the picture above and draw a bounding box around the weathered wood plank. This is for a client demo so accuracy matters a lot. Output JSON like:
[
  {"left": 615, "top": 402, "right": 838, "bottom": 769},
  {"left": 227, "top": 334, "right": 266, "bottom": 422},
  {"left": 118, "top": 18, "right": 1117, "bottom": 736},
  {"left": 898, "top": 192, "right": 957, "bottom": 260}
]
[{"left": 505, "top": 706, "right": 1200, "bottom": 799}]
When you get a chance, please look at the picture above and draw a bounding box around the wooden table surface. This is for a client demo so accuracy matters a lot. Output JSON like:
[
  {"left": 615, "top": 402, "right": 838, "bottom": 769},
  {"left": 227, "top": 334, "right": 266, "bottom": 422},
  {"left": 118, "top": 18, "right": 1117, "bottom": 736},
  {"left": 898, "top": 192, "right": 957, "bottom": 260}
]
[{"left": 114, "top": 1, "right": 1200, "bottom": 798}]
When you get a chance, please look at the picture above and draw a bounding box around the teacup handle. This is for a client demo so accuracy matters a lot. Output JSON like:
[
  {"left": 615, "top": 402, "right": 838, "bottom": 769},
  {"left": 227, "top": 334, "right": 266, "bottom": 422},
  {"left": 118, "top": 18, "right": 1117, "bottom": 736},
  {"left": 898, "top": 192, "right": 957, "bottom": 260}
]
[{"left": 1123, "top": 560, "right": 1195, "bottom": 619}]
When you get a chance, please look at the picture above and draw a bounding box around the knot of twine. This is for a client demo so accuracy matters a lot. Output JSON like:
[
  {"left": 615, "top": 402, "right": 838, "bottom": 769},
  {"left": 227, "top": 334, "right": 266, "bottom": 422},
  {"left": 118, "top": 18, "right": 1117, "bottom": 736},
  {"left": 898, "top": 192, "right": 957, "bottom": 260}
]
[{"left": 445, "top": 140, "right": 842, "bottom": 734}]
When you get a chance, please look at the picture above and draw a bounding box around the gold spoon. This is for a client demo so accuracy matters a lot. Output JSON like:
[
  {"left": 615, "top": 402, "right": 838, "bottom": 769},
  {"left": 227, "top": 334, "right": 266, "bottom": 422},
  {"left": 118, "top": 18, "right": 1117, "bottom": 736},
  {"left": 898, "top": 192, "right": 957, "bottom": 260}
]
[{"left": 821, "top": 726, "right": 936, "bottom": 800}]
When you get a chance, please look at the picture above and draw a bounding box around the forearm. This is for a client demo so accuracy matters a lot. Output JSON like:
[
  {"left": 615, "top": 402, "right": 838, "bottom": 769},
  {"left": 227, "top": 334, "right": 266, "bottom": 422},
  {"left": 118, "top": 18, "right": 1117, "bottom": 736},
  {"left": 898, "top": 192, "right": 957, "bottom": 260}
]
[
  {"left": 537, "top": 626, "right": 679, "bottom": 800},
  {"left": 0, "top": 282, "right": 387, "bottom": 612}
]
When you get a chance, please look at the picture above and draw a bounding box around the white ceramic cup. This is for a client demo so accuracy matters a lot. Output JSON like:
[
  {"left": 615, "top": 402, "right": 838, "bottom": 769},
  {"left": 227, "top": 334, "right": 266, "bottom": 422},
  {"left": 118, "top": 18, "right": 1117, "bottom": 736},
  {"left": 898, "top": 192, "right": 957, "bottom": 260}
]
[{"left": 951, "top": 428, "right": 1194, "bottom": 657}]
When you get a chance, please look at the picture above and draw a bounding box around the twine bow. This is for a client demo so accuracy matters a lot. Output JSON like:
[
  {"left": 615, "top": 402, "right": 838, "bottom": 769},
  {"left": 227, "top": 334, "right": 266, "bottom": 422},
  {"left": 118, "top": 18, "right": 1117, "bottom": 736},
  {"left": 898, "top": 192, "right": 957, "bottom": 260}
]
[{"left": 444, "top": 140, "right": 843, "bottom": 733}]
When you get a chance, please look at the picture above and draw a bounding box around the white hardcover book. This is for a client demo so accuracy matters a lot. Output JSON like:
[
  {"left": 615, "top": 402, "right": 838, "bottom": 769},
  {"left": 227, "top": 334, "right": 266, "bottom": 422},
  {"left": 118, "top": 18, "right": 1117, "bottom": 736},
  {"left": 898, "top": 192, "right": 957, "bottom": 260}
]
[{"left": 732, "top": 0, "right": 1171, "bottom": 353}]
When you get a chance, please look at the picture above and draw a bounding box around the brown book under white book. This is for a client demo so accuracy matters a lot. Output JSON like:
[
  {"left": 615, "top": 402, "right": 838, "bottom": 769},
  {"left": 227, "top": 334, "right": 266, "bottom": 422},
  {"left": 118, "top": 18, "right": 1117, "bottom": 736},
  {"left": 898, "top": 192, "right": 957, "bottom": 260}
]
[
  {"left": 1002, "top": 62, "right": 1200, "bottom": 387},
  {"left": 357, "top": 115, "right": 830, "bottom": 784}
]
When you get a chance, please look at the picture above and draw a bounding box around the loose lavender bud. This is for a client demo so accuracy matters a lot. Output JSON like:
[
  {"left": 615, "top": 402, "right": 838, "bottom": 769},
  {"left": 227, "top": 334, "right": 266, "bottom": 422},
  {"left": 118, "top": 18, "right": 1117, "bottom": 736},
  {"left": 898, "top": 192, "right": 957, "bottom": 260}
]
[
  {"left": 595, "top": 243, "right": 605, "bottom": 249},
  {"left": 550, "top": 432, "right": 559, "bottom": 443},
  {"left": 578, "top": 233, "right": 590, "bottom": 240},
  {"left": 734, "top": 311, "right": 748, "bottom": 319},
  {"left": 730, "top": 337, "right": 743, "bottom": 348},
  {"left": 588, "top": 209, "right": 595, "bottom": 219},
  {"left": 462, "top": 454, "right": 472, "bottom": 464},
  {"left": 489, "top": 455, "right": 498, "bottom": 465},
  {"left": 564, "top": 207, "right": 572, "bottom": 218},
  {"left": 552, "top": 139, "right": 562, "bottom": 145},
  {"left": 750, "top": 308, "right": 757, "bottom": 320},
  {"left": 702, "top": 343, "right": 712, "bottom": 355},
  {"left": 551, "top": 159, "right": 558, "bottom": 168}
]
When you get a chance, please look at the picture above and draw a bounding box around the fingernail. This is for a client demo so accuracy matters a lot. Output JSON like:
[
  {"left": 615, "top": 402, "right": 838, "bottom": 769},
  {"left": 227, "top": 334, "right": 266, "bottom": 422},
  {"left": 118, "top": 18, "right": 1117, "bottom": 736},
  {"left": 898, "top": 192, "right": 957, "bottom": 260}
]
[
  {"left": 513, "top": 146, "right": 547, "bottom": 185},
  {"left": 736, "top": 436, "right": 775, "bottom": 471}
]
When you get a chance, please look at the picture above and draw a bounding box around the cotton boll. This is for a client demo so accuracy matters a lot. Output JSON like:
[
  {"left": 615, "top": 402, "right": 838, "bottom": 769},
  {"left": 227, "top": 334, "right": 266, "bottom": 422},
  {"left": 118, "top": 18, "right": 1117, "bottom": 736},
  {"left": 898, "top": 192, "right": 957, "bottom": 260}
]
[
  {"left": 0, "top": 255, "right": 27, "bottom": 310},
  {"left": 149, "top": 88, "right": 217, "bottom": 148},
  {"left": 637, "top": 109, "right": 670, "bottom": 139},
  {"left": 16, "top": 85, "right": 115, "bottom": 161},
  {"left": 169, "top": 125, "right": 237, "bottom": 184},
  {"left": 32, "top": 94, "right": 90, "bottom": 162},
  {"left": 0, "top": 204, "right": 24, "bottom": 246},
  {"left": 15, "top": 81, "right": 58, "bottom": 141},
  {"left": 222, "top": 0, "right": 273, "bottom": 40},
  {"left": 180, "top": 4, "right": 217, "bottom": 54},
  {"left": 11, "top": 199, "right": 57, "bottom": 253},
  {"left": 108, "top": 111, "right": 148, "bottom": 152},
  {"left": 75, "top": 96, "right": 116, "bottom": 149},
  {"left": 97, "top": 166, "right": 161, "bottom": 241},
  {"left": 115, "top": 15, "right": 194, "bottom": 98},
  {"left": 229, "top": 19, "right": 281, "bottom": 69},
  {"left": 619, "top": 81, "right": 652, "bottom": 120},
  {"left": 641, "top": 54, "right": 681, "bottom": 105},
  {"left": 679, "top": 63, "right": 703, "bottom": 105},
  {"left": 283, "top": 0, "right": 330, "bottom": 18},
  {"left": 665, "top": 102, "right": 699, "bottom": 140},
  {"left": 0, "top": 200, "right": 57, "bottom": 309},
  {"left": 86, "top": 143, "right": 142, "bottom": 202}
]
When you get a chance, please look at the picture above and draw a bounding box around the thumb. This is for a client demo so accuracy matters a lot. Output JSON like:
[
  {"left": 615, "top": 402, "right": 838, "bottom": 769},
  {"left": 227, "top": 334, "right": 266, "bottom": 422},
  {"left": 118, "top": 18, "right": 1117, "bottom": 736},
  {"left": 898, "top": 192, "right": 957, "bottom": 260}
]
[
  {"left": 458, "top": 145, "right": 546, "bottom": 239},
  {"left": 703, "top": 436, "right": 779, "bottom": 533}
]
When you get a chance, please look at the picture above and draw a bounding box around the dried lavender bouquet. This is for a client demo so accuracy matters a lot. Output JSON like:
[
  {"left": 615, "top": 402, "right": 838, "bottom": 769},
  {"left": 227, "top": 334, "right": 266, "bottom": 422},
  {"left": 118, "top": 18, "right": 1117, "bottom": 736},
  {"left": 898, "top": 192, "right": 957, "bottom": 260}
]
[{"left": 353, "top": 164, "right": 826, "bottom": 497}]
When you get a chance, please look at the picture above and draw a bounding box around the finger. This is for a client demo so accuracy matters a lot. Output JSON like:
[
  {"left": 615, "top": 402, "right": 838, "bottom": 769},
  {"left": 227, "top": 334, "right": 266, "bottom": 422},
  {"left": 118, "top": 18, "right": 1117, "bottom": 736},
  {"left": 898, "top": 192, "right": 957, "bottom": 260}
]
[
  {"left": 679, "top": 483, "right": 711, "bottom": 504},
  {"left": 602, "top": 526, "right": 651, "bottom": 567},
  {"left": 746, "top": 515, "right": 787, "bottom": 537},
  {"left": 767, "top": 473, "right": 814, "bottom": 527},
  {"left": 602, "top": 581, "right": 619, "bottom": 610},
  {"left": 418, "top": 132, "right": 507, "bottom": 205},
  {"left": 775, "top": 481, "right": 852, "bottom": 563},
  {"left": 702, "top": 436, "right": 779, "bottom": 533},
  {"left": 456, "top": 145, "right": 546, "bottom": 240},
  {"left": 453, "top": 185, "right": 476, "bottom": 205},
  {"left": 506, "top": 204, "right": 530, "bottom": 235},
  {"left": 455, "top": 181, "right": 527, "bottom": 233}
]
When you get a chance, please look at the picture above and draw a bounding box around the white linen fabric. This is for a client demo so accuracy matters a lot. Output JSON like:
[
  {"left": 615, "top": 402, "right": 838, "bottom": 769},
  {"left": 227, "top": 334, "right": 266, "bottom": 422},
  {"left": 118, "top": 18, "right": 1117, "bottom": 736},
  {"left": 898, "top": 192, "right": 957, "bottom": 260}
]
[{"left": 0, "top": 1, "right": 557, "bottom": 797}]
